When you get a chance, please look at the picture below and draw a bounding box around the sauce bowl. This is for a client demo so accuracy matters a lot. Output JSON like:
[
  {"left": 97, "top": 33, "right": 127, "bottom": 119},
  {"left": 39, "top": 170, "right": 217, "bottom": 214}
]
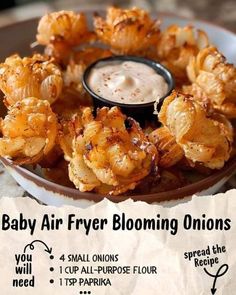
[{"left": 82, "top": 55, "right": 174, "bottom": 120}]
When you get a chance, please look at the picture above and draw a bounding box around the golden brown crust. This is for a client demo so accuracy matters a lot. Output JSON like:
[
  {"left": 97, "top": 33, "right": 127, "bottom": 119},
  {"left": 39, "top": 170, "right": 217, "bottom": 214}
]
[
  {"left": 67, "top": 107, "right": 158, "bottom": 194},
  {"left": 185, "top": 46, "right": 236, "bottom": 118},
  {"left": 0, "top": 54, "right": 63, "bottom": 105},
  {"left": 149, "top": 127, "right": 184, "bottom": 168},
  {"left": 94, "top": 6, "right": 160, "bottom": 55},
  {"left": 159, "top": 91, "right": 233, "bottom": 169},
  {"left": 157, "top": 25, "right": 209, "bottom": 84},
  {"left": 0, "top": 97, "right": 58, "bottom": 164}
]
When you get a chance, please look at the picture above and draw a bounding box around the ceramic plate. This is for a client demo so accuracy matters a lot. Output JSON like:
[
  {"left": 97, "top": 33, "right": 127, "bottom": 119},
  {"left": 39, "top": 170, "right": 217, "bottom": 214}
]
[{"left": 0, "top": 11, "right": 236, "bottom": 207}]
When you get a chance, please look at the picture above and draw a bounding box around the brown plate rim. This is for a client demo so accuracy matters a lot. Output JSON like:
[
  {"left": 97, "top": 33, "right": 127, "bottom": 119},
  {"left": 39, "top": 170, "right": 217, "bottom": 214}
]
[{"left": 1, "top": 156, "right": 236, "bottom": 203}]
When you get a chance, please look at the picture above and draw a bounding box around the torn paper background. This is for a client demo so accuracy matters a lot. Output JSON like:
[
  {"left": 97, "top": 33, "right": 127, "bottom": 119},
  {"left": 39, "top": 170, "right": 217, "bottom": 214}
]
[{"left": 0, "top": 190, "right": 235, "bottom": 294}]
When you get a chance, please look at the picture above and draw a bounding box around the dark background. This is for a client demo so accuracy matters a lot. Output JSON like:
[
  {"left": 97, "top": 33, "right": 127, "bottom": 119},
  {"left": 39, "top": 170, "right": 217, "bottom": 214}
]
[{"left": 0, "top": 0, "right": 235, "bottom": 32}]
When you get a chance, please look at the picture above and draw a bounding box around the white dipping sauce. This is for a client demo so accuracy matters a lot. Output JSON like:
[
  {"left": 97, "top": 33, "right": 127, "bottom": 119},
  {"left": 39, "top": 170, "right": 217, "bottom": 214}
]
[{"left": 88, "top": 61, "right": 168, "bottom": 104}]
